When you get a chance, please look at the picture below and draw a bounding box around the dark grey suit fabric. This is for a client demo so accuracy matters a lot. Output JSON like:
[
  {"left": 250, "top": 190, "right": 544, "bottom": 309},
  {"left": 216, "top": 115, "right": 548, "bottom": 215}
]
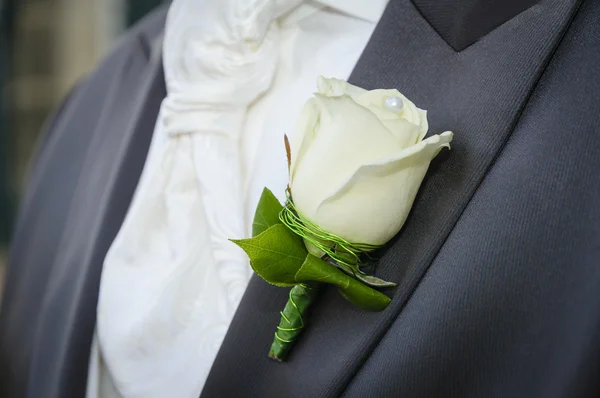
[
  {"left": 0, "top": 8, "right": 167, "bottom": 398},
  {"left": 412, "top": 0, "right": 541, "bottom": 50},
  {"left": 2, "top": 0, "right": 600, "bottom": 397},
  {"left": 347, "top": 1, "right": 600, "bottom": 395}
]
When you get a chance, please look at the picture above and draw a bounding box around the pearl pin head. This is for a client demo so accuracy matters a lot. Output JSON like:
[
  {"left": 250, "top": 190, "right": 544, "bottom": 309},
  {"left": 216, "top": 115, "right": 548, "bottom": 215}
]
[{"left": 384, "top": 96, "right": 404, "bottom": 114}]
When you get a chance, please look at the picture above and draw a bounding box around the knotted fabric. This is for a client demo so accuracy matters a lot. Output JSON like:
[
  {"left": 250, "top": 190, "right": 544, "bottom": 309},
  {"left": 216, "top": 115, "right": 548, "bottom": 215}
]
[{"left": 95, "top": 1, "right": 301, "bottom": 397}]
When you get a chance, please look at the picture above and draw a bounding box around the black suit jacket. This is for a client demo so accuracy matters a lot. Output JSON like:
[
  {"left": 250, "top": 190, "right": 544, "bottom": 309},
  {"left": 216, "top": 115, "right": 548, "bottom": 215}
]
[{"left": 2, "top": 0, "right": 599, "bottom": 397}]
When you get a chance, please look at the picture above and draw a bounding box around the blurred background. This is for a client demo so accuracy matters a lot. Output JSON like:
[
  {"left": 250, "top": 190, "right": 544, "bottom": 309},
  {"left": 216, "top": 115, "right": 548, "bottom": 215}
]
[{"left": 0, "top": 0, "right": 164, "bottom": 297}]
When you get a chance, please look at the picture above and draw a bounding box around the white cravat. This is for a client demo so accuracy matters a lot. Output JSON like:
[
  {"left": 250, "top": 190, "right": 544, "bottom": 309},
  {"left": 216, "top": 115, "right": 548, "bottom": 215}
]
[{"left": 87, "top": 1, "right": 387, "bottom": 397}]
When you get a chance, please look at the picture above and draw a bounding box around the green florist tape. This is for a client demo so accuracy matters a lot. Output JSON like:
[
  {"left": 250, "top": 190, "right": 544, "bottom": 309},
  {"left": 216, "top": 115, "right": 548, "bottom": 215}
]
[{"left": 268, "top": 282, "right": 320, "bottom": 361}]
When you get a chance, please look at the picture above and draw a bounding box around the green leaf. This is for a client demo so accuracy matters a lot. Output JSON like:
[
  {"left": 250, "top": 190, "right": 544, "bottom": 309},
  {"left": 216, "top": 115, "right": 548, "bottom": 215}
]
[
  {"left": 269, "top": 282, "right": 321, "bottom": 361},
  {"left": 252, "top": 187, "right": 284, "bottom": 237},
  {"left": 295, "top": 254, "right": 391, "bottom": 311},
  {"left": 232, "top": 224, "right": 308, "bottom": 287},
  {"left": 354, "top": 273, "right": 397, "bottom": 288},
  {"left": 333, "top": 260, "right": 397, "bottom": 288}
]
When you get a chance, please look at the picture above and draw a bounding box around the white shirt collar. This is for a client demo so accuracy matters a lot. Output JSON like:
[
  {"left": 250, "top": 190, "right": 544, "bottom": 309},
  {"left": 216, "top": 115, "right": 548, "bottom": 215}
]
[{"left": 313, "top": 0, "right": 389, "bottom": 23}]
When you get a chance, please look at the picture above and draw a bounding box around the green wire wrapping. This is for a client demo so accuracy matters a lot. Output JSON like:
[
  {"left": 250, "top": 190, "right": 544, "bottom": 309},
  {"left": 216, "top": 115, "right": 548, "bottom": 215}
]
[
  {"left": 268, "top": 282, "right": 321, "bottom": 361},
  {"left": 233, "top": 187, "right": 393, "bottom": 362},
  {"left": 263, "top": 190, "right": 391, "bottom": 361},
  {"left": 278, "top": 190, "right": 381, "bottom": 268}
]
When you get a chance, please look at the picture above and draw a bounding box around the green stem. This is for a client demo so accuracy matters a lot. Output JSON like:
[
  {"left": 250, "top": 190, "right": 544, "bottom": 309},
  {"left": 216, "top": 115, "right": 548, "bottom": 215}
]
[{"left": 268, "top": 282, "right": 322, "bottom": 361}]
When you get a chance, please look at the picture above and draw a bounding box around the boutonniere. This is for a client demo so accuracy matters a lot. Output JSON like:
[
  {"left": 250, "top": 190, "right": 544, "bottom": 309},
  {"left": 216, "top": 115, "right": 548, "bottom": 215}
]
[{"left": 232, "top": 77, "right": 453, "bottom": 361}]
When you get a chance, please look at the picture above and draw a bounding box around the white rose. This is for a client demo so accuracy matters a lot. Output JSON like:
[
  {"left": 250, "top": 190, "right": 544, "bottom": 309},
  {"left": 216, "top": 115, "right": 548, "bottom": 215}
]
[{"left": 289, "top": 76, "right": 453, "bottom": 246}]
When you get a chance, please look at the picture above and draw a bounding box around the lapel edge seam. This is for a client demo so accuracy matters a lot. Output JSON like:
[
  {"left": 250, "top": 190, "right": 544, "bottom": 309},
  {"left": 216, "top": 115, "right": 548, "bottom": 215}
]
[
  {"left": 28, "top": 48, "right": 165, "bottom": 398},
  {"left": 75, "top": 54, "right": 166, "bottom": 397},
  {"left": 336, "top": 0, "right": 584, "bottom": 395}
]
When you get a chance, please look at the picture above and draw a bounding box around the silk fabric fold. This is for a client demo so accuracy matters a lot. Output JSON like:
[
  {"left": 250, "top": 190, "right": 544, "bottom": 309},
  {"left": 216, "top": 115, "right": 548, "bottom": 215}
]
[{"left": 91, "top": 1, "right": 301, "bottom": 396}]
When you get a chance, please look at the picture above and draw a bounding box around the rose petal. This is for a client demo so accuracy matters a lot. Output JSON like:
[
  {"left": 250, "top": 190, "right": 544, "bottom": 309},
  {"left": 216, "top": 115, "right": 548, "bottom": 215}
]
[
  {"left": 317, "top": 76, "right": 368, "bottom": 98},
  {"left": 290, "top": 94, "right": 404, "bottom": 219},
  {"left": 289, "top": 97, "right": 320, "bottom": 181},
  {"left": 379, "top": 118, "right": 422, "bottom": 149},
  {"left": 417, "top": 109, "right": 428, "bottom": 142},
  {"left": 355, "top": 89, "right": 423, "bottom": 127},
  {"left": 314, "top": 131, "right": 453, "bottom": 244}
]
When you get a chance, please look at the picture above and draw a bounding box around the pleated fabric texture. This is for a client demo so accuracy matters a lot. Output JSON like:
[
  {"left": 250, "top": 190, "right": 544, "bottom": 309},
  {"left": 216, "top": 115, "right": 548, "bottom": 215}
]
[{"left": 93, "top": 1, "right": 301, "bottom": 397}]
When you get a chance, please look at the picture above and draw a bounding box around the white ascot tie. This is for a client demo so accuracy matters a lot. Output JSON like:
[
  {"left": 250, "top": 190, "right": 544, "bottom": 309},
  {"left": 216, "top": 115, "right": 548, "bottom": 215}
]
[{"left": 92, "top": 1, "right": 302, "bottom": 397}]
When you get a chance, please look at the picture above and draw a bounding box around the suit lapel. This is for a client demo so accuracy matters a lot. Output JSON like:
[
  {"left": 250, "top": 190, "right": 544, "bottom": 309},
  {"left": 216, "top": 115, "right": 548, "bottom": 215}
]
[
  {"left": 27, "top": 38, "right": 167, "bottom": 397},
  {"left": 202, "top": 0, "right": 580, "bottom": 396},
  {"left": 412, "top": 0, "right": 541, "bottom": 50}
]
